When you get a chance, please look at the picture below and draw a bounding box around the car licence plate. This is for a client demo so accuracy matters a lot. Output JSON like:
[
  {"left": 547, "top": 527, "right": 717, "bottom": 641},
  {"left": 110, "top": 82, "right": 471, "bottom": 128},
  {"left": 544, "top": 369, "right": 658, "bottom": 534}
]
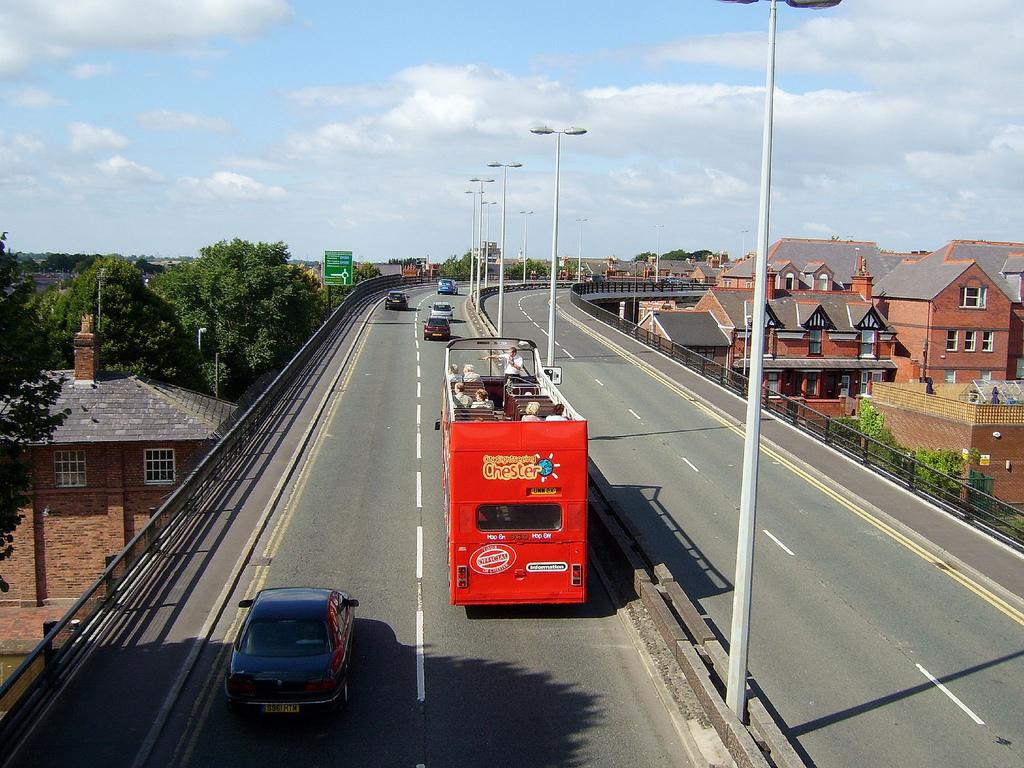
[{"left": 262, "top": 703, "right": 300, "bottom": 713}]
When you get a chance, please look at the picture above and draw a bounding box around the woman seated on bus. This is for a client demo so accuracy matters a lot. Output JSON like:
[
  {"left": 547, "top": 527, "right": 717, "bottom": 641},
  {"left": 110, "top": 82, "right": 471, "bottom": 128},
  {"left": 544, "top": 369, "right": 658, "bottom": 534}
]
[
  {"left": 471, "top": 389, "right": 494, "bottom": 410},
  {"left": 545, "top": 403, "right": 568, "bottom": 421},
  {"left": 447, "top": 364, "right": 462, "bottom": 383},
  {"left": 462, "top": 364, "right": 481, "bottom": 382},
  {"left": 521, "top": 401, "right": 543, "bottom": 421}
]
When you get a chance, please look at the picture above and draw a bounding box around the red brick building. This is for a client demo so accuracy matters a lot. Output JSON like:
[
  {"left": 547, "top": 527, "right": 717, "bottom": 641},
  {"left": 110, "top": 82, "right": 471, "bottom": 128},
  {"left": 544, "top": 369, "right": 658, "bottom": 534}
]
[
  {"left": 2, "top": 317, "right": 232, "bottom": 610},
  {"left": 873, "top": 240, "right": 1024, "bottom": 385}
]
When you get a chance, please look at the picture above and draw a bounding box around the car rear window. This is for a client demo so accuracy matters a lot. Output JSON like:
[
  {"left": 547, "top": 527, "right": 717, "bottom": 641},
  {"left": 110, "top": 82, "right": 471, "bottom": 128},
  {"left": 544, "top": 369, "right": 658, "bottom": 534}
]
[{"left": 239, "top": 619, "right": 331, "bottom": 657}]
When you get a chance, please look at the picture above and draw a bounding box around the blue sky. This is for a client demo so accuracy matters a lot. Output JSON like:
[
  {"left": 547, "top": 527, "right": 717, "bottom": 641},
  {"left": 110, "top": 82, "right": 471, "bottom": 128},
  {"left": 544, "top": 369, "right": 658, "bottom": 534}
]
[{"left": 2, "top": 0, "right": 1023, "bottom": 263}]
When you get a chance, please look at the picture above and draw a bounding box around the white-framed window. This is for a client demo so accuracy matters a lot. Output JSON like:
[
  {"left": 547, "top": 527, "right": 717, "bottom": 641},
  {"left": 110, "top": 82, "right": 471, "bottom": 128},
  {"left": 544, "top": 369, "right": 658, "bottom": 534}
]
[
  {"left": 785, "top": 273, "right": 796, "bottom": 290},
  {"left": 818, "top": 274, "right": 829, "bottom": 291},
  {"left": 54, "top": 450, "right": 86, "bottom": 488},
  {"left": 945, "top": 330, "right": 958, "bottom": 352},
  {"left": 964, "top": 331, "right": 977, "bottom": 352},
  {"left": 808, "top": 329, "right": 822, "bottom": 355},
  {"left": 860, "top": 330, "right": 877, "bottom": 357},
  {"left": 944, "top": 370, "right": 957, "bottom": 383},
  {"left": 859, "top": 371, "right": 870, "bottom": 392},
  {"left": 981, "top": 371, "right": 993, "bottom": 382},
  {"left": 982, "top": 331, "right": 994, "bottom": 352},
  {"left": 145, "top": 448, "right": 176, "bottom": 484},
  {"left": 959, "top": 285, "right": 987, "bottom": 308},
  {"left": 766, "top": 371, "right": 780, "bottom": 393}
]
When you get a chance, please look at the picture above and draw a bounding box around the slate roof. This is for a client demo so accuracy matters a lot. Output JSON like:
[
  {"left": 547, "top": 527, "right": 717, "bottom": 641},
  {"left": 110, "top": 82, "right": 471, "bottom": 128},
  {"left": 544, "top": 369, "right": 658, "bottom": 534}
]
[
  {"left": 652, "top": 312, "right": 731, "bottom": 348},
  {"left": 721, "top": 239, "right": 899, "bottom": 287},
  {"left": 710, "top": 289, "right": 889, "bottom": 333},
  {"left": 41, "top": 372, "right": 234, "bottom": 444},
  {"left": 874, "top": 240, "right": 1024, "bottom": 301}
]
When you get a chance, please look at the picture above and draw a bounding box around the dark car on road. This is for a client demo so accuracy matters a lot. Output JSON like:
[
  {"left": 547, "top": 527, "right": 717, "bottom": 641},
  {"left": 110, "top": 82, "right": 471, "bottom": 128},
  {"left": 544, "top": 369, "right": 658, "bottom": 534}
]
[
  {"left": 385, "top": 290, "right": 408, "bottom": 310},
  {"left": 225, "top": 587, "right": 358, "bottom": 715},
  {"left": 423, "top": 315, "right": 451, "bottom": 341}
]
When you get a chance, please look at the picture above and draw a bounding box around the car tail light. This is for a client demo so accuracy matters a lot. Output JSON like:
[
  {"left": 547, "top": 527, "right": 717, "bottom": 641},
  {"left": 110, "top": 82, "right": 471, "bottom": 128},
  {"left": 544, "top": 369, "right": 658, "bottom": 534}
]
[
  {"left": 226, "top": 676, "right": 255, "bottom": 697},
  {"left": 571, "top": 564, "right": 583, "bottom": 587},
  {"left": 305, "top": 677, "right": 335, "bottom": 692},
  {"left": 456, "top": 565, "right": 468, "bottom": 589}
]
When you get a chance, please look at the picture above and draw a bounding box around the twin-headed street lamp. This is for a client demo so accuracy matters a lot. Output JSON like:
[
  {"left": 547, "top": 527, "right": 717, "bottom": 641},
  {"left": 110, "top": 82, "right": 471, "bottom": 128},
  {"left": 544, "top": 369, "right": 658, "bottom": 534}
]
[
  {"left": 530, "top": 125, "right": 587, "bottom": 367},
  {"left": 718, "top": 0, "right": 844, "bottom": 721},
  {"left": 468, "top": 177, "right": 494, "bottom": 306},
  {"left": 488, "top": 161, "right": 522, "bottom": 335}
]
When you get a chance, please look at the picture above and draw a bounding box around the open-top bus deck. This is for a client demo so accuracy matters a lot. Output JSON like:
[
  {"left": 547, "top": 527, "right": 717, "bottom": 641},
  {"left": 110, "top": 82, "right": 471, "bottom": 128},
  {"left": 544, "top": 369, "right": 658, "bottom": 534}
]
[{"left": 439, "top": 338, "right": 588, "bottom": 606}]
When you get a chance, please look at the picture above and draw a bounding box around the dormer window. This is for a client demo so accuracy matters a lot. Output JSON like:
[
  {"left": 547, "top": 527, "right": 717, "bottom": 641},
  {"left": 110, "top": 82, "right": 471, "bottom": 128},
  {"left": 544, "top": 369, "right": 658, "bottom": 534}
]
[
  {"left": 785, "top": 273, "right": 796, "bottom": 290},
  {"left": 818, "top": 274, "right": 829, "bottom": 291}
]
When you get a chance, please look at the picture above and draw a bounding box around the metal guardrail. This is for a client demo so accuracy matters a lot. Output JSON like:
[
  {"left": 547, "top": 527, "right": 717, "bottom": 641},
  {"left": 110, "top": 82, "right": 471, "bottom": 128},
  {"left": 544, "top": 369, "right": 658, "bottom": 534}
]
[
  {"left": 573, "top": 278, "right": 710, "bottom": 294},
  {"left": 0, "top": 274, "right": 414, "bottom": 743},
  {"left": 566, "top": 286, "right": 1024, "bottom": 551}
]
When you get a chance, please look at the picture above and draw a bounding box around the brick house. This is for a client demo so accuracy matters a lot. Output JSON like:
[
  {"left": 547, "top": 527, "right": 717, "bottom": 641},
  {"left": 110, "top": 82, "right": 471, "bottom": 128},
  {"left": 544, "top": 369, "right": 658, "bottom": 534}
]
[
  {"left": 3, "top": 316, "right": 232, "bottom": 610},
  {"left": 872, "top": 240, "right": 1024, "bottom": 385},
  {"left": 637, "top": 310, "right": 732, "bottom": 365},
  {"left": 693, "top": 261, "right": 896, "bottom": 416}
]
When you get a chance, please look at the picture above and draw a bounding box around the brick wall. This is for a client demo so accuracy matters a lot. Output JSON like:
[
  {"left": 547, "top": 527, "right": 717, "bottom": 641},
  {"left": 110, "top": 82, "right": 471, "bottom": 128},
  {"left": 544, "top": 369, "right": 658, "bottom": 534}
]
[
  {"left": 2, "top": 439, "right": 206, "bottom": 607},
  {"left": 872, "top": 401, "right": 1024, "bottom": 504}
]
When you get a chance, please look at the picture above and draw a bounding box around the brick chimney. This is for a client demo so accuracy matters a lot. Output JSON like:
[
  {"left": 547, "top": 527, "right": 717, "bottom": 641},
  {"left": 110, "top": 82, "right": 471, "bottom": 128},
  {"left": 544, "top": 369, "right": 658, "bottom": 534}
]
[
  {"left": 765, "top": 267, "right": 777, "bottom": 300},
  {"left": 74, "top": 314, "right": 98, "bottom": 383},
  {"left": 852, "top": 254, "right": 873, "bottom": 301}
]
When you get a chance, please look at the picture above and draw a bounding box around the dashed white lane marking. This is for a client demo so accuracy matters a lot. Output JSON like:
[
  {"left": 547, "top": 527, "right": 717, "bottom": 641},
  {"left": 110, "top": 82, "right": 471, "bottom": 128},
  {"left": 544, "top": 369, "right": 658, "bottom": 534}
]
[
  {"left": 416, "top": 365, "right": 421, "bottom": 378},
  {"left": 416, "top": 350, "right": 420, "bottom": 362},
  {"left": 594, "top": 378, "right": 604, "bottom": 386},
  {"left": 682, "top": 457, "right": 699, "bottom": 473},
  {"left": 416, "top": 432, "right": 421, "bottom": 460},
  {"left": 416, "top": 525, "right": 423, "bottom": 579},
  {"left": 416, "top": 403, "right": 421, "bottom": 427},
  {"left": 628, "top": 408, "right": 641, "bottom": 420},
  {"left": 763, "top": 529, "right": 795, "bottom": 557},
  {"left": 562, "top": 348, "right": 576, "bottom": 360},
  {"left": 916, "top": 664, "right": 985, "bottom": 725},
  {"left": 416, "top": 471, "right": 422, "bottom": 509},
  {"left": 540, "top": 328, "right": 549, "bottom": 336},
  {"left": 532, "top": 322, "right": 540, "bottom": 329},
  {"left": 417, "top": 381, "right": 421, "bottom": 399}
]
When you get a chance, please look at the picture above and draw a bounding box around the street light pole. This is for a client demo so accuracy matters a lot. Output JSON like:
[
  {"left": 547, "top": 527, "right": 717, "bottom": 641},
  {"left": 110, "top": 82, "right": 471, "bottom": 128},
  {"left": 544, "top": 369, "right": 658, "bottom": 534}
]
[
  {"left": 718, "top": 0, "right": 843, "bottom": 722},
  {"left": 520, "top": 210, "right": 534, "bottom": 284},
  {"left": 531, "top": 125, "right": 587, "bottom": 367},
  {"left": 469, "top": 177, "right": 494, "bottom": 308},
  {"left": 465, "top": 190, "right": 476, "bottom": 291},
  {"left": 576, "top": 218, "right": 588, "bottom": 282},
  {"left": 488, "top": 162, "right": 522, "bottom": 336},
  {"left": 482, "top": 201, "right": 496, "bottom": 290},
  {"left": 654, "top": 224, "right": 664, "bottom": 282}
]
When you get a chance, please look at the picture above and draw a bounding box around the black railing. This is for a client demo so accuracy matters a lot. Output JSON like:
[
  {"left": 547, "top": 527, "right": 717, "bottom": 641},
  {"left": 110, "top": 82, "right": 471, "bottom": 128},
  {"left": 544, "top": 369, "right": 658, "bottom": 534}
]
[
  {"left": 574, "top": 278, "right": 709, "bottom": 295},
  {"left": 0, "top": 275, "right": 409, "bottom": 740},
  {"left": 568, "top": 286, "right": 1024, "bottom": 550}
]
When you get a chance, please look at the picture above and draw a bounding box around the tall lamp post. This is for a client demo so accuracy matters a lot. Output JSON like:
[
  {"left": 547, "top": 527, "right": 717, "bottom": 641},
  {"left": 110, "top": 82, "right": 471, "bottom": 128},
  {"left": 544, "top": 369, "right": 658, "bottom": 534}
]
[
  {"left": 576, "top": 218, "right": 589, "bottom": 282},
  {"left": 464, "top": 190, "right": 477, "bottom": 289},
  {"left": 718, "top": 0, "right": 844, "bottom": 721},
  {"left": 654, "top": 224, "right": 664, "bottom": 282},
  {"left": 520, "top": 210, "right": 534, "bottom": 284},
  {"left": 488, "top": 161, "right": 522, "bottom": 336},
  {"left": 530, "top": 125, "right": 587, "bottom": 367},
  {"left": 469, "top": 177, "right": 494, "bottom": 307},
  {"left": 481, "top": 201, "right": 497, "bottom": 290}
]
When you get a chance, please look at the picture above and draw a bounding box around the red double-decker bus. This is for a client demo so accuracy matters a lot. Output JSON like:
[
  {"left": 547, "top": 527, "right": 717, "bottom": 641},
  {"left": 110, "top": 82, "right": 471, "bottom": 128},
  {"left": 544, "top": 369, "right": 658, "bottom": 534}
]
[{"left": 439, "top": 338, "right": 588, "bottom": 606}]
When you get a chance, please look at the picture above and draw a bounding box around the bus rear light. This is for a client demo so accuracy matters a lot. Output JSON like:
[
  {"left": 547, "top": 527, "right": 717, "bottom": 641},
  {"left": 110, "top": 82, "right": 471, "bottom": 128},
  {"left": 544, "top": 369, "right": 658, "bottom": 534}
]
[
  {"left": 571, "top": 564, "right": 583, "bottom": 586},
  {"left": 457, "top": 566, "right": 469, "bottom": 588}
]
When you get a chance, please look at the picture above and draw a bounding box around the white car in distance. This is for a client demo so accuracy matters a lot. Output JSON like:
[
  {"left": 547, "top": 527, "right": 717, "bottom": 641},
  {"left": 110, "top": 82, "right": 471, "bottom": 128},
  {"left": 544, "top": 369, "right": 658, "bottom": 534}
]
[{"left": 430, "top": 302, "right": 454, "bottom": 320}]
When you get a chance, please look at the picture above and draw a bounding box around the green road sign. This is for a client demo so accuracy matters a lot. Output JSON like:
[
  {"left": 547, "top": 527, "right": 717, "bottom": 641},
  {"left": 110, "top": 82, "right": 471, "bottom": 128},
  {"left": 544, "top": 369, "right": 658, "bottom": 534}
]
[{"left": 324, "top": 250, "right": 353, "bottom": 286}]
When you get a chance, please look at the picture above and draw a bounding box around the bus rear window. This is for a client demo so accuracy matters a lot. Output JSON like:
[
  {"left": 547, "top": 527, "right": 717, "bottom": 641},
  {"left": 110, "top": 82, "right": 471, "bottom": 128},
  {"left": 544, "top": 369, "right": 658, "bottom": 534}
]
[{"left": 476, "top": 504, "right": 562, "bottom": 531}]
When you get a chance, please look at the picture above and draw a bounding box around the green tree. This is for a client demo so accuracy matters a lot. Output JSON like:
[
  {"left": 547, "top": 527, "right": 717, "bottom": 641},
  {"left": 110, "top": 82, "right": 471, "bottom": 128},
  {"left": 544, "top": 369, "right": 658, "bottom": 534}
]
[
  {"left": 0, "top": 253, "right": 69, "bottom": 591},
  {"left": 505, "top": 258, "right": 550, "bottom": 280},
  {"left": 38, "top": 257, "right": 203, "bottom": 390},
  {"left": 152, "top": 239, "right": 322, "bottom": 399},
  {"left": 634, "top": 251, "right": 655, "bottom": 262},
  {"left": 353, "top": 262, "right": 381, "bottom": 282},
  {"left": 438, "top": 252, "right": 471, "bottom": 279}
]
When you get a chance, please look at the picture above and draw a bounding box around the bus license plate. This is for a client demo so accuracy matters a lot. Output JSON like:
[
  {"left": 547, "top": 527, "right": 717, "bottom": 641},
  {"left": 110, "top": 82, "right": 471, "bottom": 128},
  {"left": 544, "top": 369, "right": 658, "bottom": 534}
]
[{"left": 262, "top": 703, "right": 300, "bottom": 714}]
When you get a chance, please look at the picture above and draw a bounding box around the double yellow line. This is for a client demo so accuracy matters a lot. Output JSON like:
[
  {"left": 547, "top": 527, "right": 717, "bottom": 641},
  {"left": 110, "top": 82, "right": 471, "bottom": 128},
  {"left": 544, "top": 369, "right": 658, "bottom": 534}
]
[{"left": 564, "top": 308, "right": 1024, "bottom": 627}]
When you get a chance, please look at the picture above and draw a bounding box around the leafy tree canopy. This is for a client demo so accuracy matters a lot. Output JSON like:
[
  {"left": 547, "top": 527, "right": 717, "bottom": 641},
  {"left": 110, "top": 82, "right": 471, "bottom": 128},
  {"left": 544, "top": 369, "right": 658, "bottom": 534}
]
[
  {"left": 152, "top": 239, "right": 321, "bottom": 399},
  {"left": 35, "top": 257, "right": 203, "bottom": 390},
  {"left": 353, "top": 262, "right": 381, "bottom": 282},
  {"left": 634, "top": 251, "right": 656, "bottom": 262},
  {"left": 0, "top": 254, "right": 69, "bottom": 590}
]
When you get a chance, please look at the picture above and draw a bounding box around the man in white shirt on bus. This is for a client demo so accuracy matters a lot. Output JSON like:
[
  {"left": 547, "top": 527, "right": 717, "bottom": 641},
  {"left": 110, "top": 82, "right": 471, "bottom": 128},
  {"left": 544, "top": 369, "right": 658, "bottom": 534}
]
[{"left": 483, "top": 345, "right": 524, "bottom": 376}]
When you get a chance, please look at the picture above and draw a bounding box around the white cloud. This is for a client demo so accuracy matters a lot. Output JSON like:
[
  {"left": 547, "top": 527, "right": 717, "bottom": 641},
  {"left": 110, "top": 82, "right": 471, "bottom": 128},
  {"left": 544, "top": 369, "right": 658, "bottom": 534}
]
[
  {"left": 5, "top": 88, "right": 65, "bottom": 108},
  {"left": 179, "top": 171, "right": 286, "bottom": 201},
  {"left": 70, "top": 62, "right": 113, "bottom": 79},
  {"left": 95, "top": 155, "right": 162, "bottom": 182},
  {"left": 137, "top": 109, "right": 231, "bottom": 133},
  {"left": 68, "top": 122, "right": 129, "bottom": 152},
  {"left": 0, "top": 0, "right": 293, "bottom": 77}
]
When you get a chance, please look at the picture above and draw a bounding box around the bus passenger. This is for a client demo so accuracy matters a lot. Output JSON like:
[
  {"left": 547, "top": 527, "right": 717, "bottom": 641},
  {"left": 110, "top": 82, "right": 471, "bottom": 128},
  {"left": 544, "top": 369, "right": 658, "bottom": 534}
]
[
  {"left": 521, "top": 401, "right": 542, "bottom": 421},
  {"left": 471, "top": 389, "right": 494, "bottom": 410},
  {"left": 453, "top": 382, "right": 473, "bottom": 408},
  {"left": 447, "top": 364, "right": 462, "bottom": 383},
  {"left": 545, "top": 403, "right": 568, "bottom": 421},
  {"left": 462, "top": 364, "right": 481, "bottom": 382},
  {"left": 482, "top": 345, "right": 524, "bottom": 376}
]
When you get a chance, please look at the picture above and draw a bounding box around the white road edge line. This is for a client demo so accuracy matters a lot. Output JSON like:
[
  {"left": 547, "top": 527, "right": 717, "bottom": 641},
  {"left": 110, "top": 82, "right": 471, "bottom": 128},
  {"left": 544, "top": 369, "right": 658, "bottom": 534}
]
[
  {"left": 682, "top": 457, "right": 699, "bottom": 473},
  {"left": 763, "top": 529, "right": 795, "bottom": 557},
  {"left": 628, "top": 408, "right": 641, "bottom": 420},
  {"left": 916, "top": 664, "right": 985, "bottom": 725},
  {"left": 416, "top": 584, "right": 426, "bottom": 702}
]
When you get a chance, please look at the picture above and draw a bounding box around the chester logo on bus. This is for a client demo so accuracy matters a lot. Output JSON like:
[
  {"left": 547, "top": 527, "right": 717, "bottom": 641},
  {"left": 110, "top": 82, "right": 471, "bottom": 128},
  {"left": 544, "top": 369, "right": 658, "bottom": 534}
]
[
  {"left": 469, "top": 544, "right": 516, "bottom": 575},
  {"left": 482, "top": 454, "right": 541, "bottom": 481}
]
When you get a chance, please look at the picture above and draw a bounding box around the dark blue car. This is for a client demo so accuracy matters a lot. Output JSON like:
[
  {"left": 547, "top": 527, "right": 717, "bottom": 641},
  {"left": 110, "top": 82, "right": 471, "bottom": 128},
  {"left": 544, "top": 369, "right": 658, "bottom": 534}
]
[{"left": 225, "top": 587, "right": 358, "bottom": 714}]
